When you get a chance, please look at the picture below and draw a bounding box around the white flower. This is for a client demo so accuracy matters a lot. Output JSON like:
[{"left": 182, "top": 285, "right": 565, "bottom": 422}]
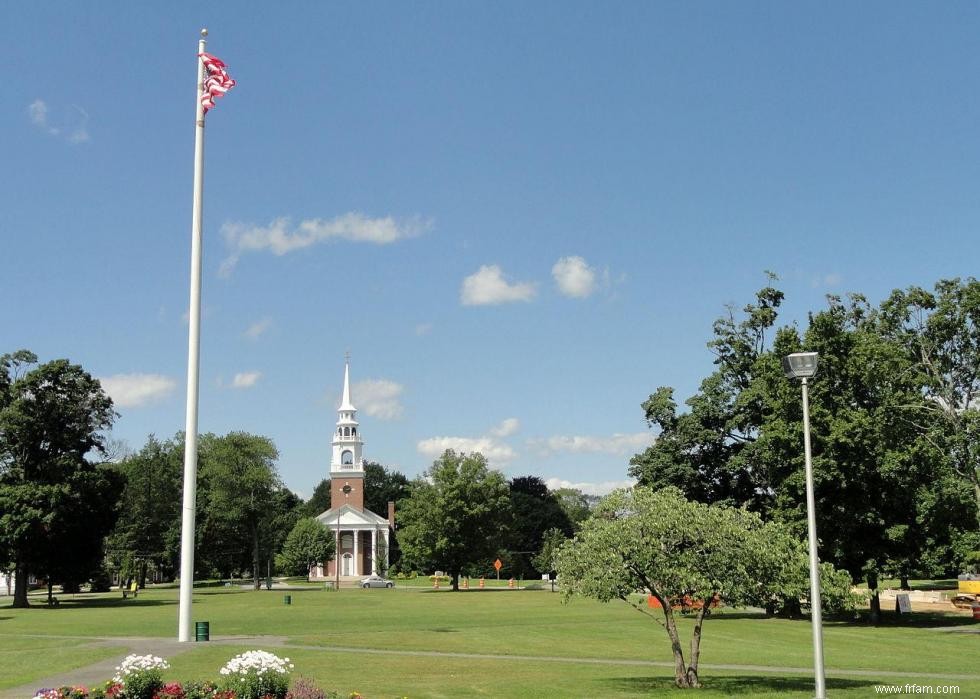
[
  {"left": 111, "top": 653, "right": 170, "bottom": 684},
  {"left": 218, "top": 650, "right": 292, "bottom": 678}
]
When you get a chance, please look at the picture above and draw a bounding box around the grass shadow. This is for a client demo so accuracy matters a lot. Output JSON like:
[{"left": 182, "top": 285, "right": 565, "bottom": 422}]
[
  {"left": 841, "top": 610, "right": 975, "bottom": 628},
  {"left": 27, "top": 598, "right": 179, "bottom": 609},
  {"left": 603, "top": 674, "right": 877, "bottom": 695}
]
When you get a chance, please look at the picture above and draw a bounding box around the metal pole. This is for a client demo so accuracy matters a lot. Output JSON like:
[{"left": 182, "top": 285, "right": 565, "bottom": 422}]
[
  {"left": 177, "top": 28, "right": 208, "bottom": 643},
  {"left": 801, "top": 377, "right": 826, "bottom": 698}
]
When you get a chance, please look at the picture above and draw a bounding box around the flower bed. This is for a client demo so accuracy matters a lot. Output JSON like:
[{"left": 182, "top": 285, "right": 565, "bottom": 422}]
[{"left": 31, "top": 652, "right": 361, "bottom": 699}]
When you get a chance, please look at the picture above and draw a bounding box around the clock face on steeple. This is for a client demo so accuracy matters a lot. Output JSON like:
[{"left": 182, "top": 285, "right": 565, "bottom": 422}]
[{"left": 342, "top": 483, "right": 352, "bottom": 495}]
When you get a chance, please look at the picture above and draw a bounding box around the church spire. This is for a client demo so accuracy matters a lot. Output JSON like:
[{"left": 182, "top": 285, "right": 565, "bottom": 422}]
[
  {"left": 339, "top": 352, "right": 355, "bottom": 412},
  {"left": 331, "top": 355, "right": 363, "bottom": 479}
]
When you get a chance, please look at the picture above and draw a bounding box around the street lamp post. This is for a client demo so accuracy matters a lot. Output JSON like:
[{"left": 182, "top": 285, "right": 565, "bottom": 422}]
[{"left": 782, "top": 351, "right": 826, "bottom": 699}]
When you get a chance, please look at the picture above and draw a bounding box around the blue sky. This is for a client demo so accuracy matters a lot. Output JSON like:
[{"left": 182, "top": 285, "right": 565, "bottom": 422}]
[{"left": 3, "top": 2, "right": 979, "bottom": 498}]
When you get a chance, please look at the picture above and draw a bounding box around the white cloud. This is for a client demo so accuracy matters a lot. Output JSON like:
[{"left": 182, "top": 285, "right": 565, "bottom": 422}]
[
  {"left": 544, "top": 477, "right": 636, "bottom": 496},
  {"left": 417, "top": 436, "right": 516, "bottom": 465},
  {"left": 219, "top": 213, "right": 429, "bottom": 276},
  {"left": 415, "top": 322, "right": 433, "bottom": 336},
  {"left": 552, "top": 256, "right": 597, "bottom": 298},
  {"left": 529, "top": 432, "right": 654, "bottom": 456},
  {"left": 489, "top": 417, "right": 520, "bottom": 437},
  {"left": 810, "top": 272, "right": 843, "bottom": 289},
  {"left": 244, "top": 317, "right": 273, "bottom": 340},
  {"left": 28, "top": 99, "right": 89, "bottom": 143},
  {"left": 418, "top": 417, "right": 521, "bottom": 464},
  {"left": 99, "top": 373, "right": 176, "bottom": 408},
  {"left": 460, "top": 265, "right": 537, "bottom": 306},
  {"left": 28, "top": 100, "right": 52, "bottom": 130},
  {"left": 352, "top": 379, "right": 405, "bottom": 420},
  {"left": 231, "top": 371, "right": 262, "bottom": 389}
]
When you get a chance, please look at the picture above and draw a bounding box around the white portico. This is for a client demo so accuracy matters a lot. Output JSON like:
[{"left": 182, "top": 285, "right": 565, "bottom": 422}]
[{"left": 311, "top": 358, "right": 394, "bottom": 580}]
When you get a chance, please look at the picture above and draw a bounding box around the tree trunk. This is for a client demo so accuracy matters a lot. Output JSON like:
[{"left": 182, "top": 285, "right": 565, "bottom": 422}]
[
  {"left": 867, "top": 572, "right": 881, "bottom": 624},
  {"left": 660, "top": 602, "right": 692, "bottom": 688},
  {"left": 12, "top": 560, "right": 29, "bottom": 608},
  {"left": 47, "top": 580, "right": 54, "bottom": 606},
  {"left": 451, "top": 571, "right": 459, "bottom": 591},
  {"left": 972, "top": 474, "right": 980, "bottom": 530},
  {"left": 252, "top": 526, "right": 261, "bottom": 591},
  {"left": 900, "top": 575, "right": 910, "bottom": 591},
  {"left": 685, "top": 598, "right": 711, "bottom": 688}
]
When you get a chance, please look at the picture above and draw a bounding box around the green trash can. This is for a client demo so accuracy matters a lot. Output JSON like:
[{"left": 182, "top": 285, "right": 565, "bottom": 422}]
[
  {"left": 283, "top": 594, "right": 292, "bottom": 605},
  {"left": 195, "top": 621, "right": 209, "bottom": 642}
]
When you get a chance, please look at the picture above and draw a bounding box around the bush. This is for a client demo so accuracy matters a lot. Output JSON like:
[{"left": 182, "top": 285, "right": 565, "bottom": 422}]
[
  {"left": 218, "top": 650, "right": 293, "bottom": 699},
  {"left": 182, "top": 681, "right": 218, "bottom": 699},
  {"left": 285, "top": 677, "right": 326, "bottom": 699},
  {"left": 111, "top": 655, "right": 169, "bottom": 699},
  {"left": 89, "top": 567, "right": 113, "bottom": 593}
]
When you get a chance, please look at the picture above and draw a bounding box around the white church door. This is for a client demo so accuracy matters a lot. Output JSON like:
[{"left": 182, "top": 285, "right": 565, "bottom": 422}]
[{"left": 342, "top": 553, "right": 353, "bottom": 576}]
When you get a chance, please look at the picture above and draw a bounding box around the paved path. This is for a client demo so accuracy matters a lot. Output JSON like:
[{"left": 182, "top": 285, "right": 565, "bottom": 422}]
[{"left": 7, "top": 634, "right": 980, "bottom": 698}]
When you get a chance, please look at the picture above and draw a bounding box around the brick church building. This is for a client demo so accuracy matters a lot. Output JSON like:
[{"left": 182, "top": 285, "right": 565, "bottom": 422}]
[{"left": 310, "top": 359, "right": 394, "bottom": 580}]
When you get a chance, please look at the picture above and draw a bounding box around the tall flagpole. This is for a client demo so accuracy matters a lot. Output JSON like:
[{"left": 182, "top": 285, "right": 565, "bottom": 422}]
[{"left": 178, "top": 27, "right": 209, "bottom": 643}]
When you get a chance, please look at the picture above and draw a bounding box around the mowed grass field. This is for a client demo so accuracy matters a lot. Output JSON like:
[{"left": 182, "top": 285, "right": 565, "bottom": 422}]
[{"left": 2, "top": 585, "right": 978, "bottom": 697}]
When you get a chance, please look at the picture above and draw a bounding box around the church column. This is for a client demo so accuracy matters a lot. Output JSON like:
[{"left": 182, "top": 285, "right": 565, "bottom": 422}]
[
  {"left": 383, "top": 528, "right": 390, "bottom": 572},
  {"left": 353, "top": 530, "right": 360, "bottom": 576},
  {"left": 370, "top": 529, "right": 377, "bottom": 574}
]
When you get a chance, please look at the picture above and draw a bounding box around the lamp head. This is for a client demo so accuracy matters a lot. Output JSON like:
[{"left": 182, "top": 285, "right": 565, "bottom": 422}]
[{"left": 782, "top": 352, "right": 819, "bottom": 380}]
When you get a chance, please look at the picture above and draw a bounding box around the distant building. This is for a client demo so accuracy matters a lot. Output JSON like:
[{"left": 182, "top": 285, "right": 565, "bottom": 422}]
[{"left": 311, "top": 358, "right": 394, "bottom": 580}]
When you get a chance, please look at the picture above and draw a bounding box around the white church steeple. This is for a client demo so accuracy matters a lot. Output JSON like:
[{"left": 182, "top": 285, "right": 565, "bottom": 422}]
[{"left": 331, "top": 354, "right": 364, "bottom": 478}]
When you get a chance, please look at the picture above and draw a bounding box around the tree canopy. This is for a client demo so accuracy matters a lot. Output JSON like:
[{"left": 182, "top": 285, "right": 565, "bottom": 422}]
[
  {"left": 628, "top": 280, "right": 978, "bottom": 596},
  {"left": 276, "top": 517, "right": 336, "bottom": 576},
  {"left": 397, "top": 450, "right": 511, "bottom": 590},
  {"left": 558, "top": 486, "right": 854, "bottom": 689},
  {"left": 0, "top": 350, "right": 121, "bottom": 606}
]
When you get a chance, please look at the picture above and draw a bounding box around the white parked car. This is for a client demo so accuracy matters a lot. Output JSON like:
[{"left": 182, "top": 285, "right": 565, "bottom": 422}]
[{"left": 360, "top": 575, "right": 395, "bottom": 589}]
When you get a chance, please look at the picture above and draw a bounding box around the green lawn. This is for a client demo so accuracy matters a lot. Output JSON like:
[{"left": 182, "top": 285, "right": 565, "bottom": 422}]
[{"left": 2, "top": 586, "right": 978, "bottom": 697}]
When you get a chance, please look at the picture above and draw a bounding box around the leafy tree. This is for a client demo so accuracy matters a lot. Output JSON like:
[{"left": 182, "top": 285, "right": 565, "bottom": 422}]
[
  {"left": 263, "top": 486, "right": 304, "bottom": 578},
  {"left": 551, "top": 487, "right": 594, "bottom": 528},
  {"left": 276, "top": 517, "right": 335, "bottom": 576},
  {"left": 303, "top": 478, "right": 332, "bottom": 517},
  {"left": 880, "top": 278, "right": 980, "bottom": 528},
  {"left": 0, "top": 350, "right": 120, "bottom": 607},
  {"left": 363, "top": 461, "right": 410, "bottom": 516},
  {"left": 198, "top": 432, "right": 283, "bottom": 589},
  {"left": 629, "top": 280, "right": 785, "bottom": 513},
  {"left": 107, "top": 434, "right": 183, "bottom": 585},
  {"left": 629, "top": 282, "right": 972, "bottom": 610},
  {"left": 506, "top": 476, "right": 574, "bottom": 578},
  {"left": 397, "top": 450, "right": 511, "bottom": 590},
  {"left": 532, "top": 527, "right": 566, "bottom": 592},
  {"left": 558, "top": 487, "right": 853, "bottom": 689}
]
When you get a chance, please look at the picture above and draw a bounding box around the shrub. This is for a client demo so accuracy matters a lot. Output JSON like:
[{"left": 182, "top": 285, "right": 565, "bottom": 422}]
[
  {"left": 218, "top": 650, "right": 293, "bottom": 699},
  {"left": 112, "top": 655, "right": 169, "bottom": 699},
  {"left": 152, "top": 682, "right": 186, "bottom": 698},
  {"left": 181, "top": 681, "right": 218, "bottom": 699},
  {"left": 285, "top": 677, "right": 326, "bottom": 699}
]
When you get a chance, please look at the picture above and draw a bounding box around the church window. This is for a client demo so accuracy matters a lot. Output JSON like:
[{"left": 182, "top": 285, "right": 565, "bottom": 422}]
[
  {"left": 342, "top": 450, "right": 353, "bottom": 465},
  {"left": 352, "top": 427, "right": 357, "bottom": 436}
]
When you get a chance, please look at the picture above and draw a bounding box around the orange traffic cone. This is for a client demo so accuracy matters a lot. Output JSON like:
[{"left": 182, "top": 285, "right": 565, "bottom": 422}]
[
  {"left": 433, "top": 576, "right": 440, "bottom": 589},
  {"left": 479, "top": 577, "right": 485, "bottom": 589},
  {"left": 462, "top": 578, "right": 469, "bottom": 590},
  {"left": 508, "top": 578, "right": 515, "bottom": 589}
]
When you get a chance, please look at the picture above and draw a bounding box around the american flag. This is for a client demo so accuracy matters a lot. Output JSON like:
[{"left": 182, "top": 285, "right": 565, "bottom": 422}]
[{"left": 199, "top": 53, "right": 236, "bottom": 113}]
